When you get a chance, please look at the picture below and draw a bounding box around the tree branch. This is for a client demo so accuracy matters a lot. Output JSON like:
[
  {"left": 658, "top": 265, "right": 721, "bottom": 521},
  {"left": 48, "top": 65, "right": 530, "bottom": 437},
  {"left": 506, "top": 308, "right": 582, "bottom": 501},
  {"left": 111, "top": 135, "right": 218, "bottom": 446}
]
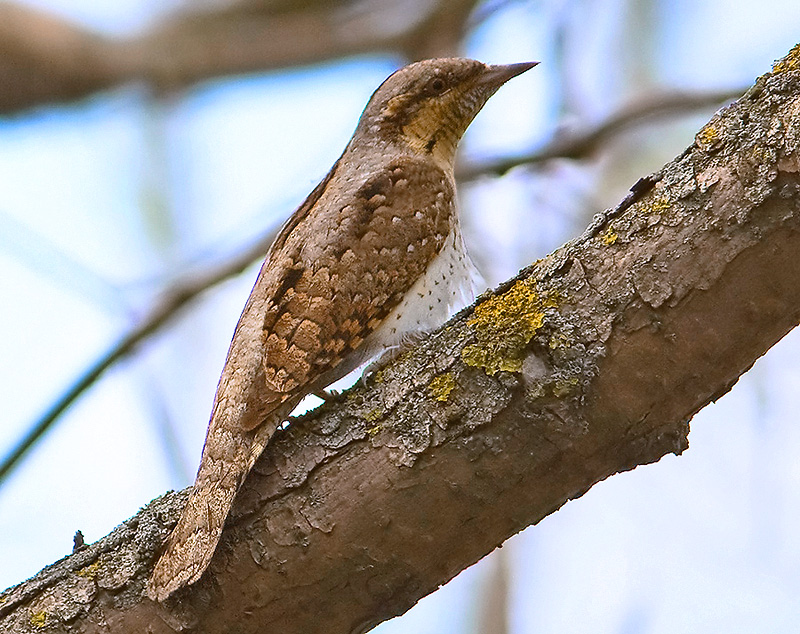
[
  {"left": 2, "top": 43, "right": 799, "bottom": 634},
  {"left": 0, "top": 225, "right": 281, "bottom": 484},
  {"left": 458, "top": 86, "right": 745, "bottom": 180},
  {"left": 0, "top": 0, "right": 480, "bottom": 114}
]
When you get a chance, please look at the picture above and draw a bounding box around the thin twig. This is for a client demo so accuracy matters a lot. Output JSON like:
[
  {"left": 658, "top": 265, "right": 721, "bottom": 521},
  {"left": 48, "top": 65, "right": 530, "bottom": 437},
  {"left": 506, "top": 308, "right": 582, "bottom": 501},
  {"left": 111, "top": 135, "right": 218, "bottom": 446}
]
[
  {"left": 457, "top": 87, "right": 744, "bottom": 181},
  {"left": 0, "top": 225, "right": 280, "bottom": 484}
]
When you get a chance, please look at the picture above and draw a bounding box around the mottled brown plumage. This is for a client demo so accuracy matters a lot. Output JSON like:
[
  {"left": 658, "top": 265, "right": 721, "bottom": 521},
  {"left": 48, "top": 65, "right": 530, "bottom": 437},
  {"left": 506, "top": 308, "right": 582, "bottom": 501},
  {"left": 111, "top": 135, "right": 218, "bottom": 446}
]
[{"left": 147, "top": 57, "right": 537, "bottom": 601}]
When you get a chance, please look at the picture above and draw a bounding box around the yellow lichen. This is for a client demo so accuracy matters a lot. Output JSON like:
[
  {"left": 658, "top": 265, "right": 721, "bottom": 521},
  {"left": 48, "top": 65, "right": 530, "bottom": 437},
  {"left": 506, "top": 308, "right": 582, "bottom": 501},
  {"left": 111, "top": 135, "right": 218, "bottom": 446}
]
[
  {"left": 599, "top": 226, "right": 618, "bottom": 245},
  {"left": 772, "top": 43, "right": 800, "bottom": 74},
  {"left": 645, "top": 195, "right": 671, "bottom": 214},
  {"left": 30, "top": 611, "right": 48, "bottom": 628},
  {"left": 428, "top": 373, "right": 456, "bottom": 402},
  {"left": 363, "top": 408, "right": 383, "bottom": 423},
  {"left": 552, "top": 377, "right": 580, "bottom": 397},
  {"left": 77, "top": 560, "right": 101, "bottom": 579},
  {"left": 695, "top": 124, "right": 720, "bottom": 151},
  {"left": 549, "top": 332, "right": 572, "bottom": 350},
  {"left": 462, "top": 280, "right": 560, "bottom": 375},
  {"left": 747, "top": 143, "right": 773, "bottom": 165}
]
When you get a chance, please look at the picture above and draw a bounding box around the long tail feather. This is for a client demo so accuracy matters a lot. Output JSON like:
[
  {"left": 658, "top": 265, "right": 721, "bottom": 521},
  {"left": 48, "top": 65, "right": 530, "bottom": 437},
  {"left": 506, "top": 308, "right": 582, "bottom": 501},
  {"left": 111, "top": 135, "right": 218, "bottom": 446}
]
[{"left": 147, "top": 401, "right": 295, "bottom": 601}]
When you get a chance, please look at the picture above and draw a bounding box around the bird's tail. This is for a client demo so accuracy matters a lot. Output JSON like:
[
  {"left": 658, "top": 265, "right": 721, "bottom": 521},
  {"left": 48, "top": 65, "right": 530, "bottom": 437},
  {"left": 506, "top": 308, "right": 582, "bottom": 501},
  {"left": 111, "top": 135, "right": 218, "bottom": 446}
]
[{"left": 147, "top": 402, "right": 293, "bottom": 602}]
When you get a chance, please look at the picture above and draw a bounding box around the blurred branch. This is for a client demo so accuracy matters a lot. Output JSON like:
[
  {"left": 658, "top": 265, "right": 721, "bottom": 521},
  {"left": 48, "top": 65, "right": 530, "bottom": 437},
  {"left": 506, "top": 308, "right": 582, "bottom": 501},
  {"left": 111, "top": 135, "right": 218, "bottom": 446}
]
[
  {"left": 0, "top": 0, "right": 480, "bottom": 114},
  {"left": 0, "top": 224, "right": 280, "bottom": 484},
  {"left": 0, "top": 210, "right": 125, "bottom": 311},
  {"left": 478, "top": 548, "right": 510, "bottom": 634},
  {"left": 458, "top": 86, "right": 745, "bottom": 180}
]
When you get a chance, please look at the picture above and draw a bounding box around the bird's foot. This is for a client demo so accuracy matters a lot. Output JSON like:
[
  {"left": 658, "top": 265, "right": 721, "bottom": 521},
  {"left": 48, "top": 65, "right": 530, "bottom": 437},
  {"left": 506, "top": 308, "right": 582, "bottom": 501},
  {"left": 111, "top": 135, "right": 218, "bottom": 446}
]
[
  {"left": 313, "top": 389, "right": 344, "bottom": 402},
  {"left": 360, "top": 345, "right": 406, "bottom": 385}
]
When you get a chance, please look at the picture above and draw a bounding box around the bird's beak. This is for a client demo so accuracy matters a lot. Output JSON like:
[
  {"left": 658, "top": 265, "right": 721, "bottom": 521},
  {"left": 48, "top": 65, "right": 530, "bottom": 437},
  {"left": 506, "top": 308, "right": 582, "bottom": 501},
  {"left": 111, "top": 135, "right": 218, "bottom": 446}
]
[{"left": 478, "top": 61, "right": 540, "bottom": 89}]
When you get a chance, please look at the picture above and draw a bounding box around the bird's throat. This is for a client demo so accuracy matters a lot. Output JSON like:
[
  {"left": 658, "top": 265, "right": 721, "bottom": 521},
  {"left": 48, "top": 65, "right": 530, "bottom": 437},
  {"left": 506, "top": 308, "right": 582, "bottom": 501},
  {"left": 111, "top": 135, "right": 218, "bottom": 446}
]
[{"left": 401, "top": 111, "right": 459, "bottom": 171}]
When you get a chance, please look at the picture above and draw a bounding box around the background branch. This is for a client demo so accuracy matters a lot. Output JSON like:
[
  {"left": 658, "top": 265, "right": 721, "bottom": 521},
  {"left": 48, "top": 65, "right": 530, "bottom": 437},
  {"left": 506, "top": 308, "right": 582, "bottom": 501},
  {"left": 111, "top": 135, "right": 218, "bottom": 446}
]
[
  {"left": 0, "top": 0, "right": 481, "bottom": 114},
  {"left": 458, "top": 86, "right": 745, "bottom": 180},
  {"left": 0, "top": 224, "right": 281, "bottom": 484}
]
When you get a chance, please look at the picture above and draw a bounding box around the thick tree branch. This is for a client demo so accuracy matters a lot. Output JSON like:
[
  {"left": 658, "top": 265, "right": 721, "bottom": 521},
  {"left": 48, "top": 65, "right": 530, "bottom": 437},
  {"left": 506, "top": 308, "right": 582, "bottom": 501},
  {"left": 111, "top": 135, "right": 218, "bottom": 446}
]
[
  {"left": 2, "top": 44, "right": 800, "bottom": 634},
  {"left": 0, "top": 0, "right": 480, "bottom": 114}
]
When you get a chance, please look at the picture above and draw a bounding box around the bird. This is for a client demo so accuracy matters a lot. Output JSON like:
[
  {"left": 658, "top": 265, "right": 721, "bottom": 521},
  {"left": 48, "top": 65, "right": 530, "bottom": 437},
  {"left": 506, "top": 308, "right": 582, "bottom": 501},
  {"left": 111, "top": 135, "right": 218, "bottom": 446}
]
[{"left": 147, "top": 57, "right": 538, "bottom": 602}]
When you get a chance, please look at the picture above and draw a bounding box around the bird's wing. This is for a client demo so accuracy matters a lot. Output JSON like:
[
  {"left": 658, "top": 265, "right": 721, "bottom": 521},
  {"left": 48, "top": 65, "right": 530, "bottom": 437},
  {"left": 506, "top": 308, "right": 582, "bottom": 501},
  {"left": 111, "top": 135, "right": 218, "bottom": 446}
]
[{"left": 258, "top": 157, "right": 455, "bottom": 405}]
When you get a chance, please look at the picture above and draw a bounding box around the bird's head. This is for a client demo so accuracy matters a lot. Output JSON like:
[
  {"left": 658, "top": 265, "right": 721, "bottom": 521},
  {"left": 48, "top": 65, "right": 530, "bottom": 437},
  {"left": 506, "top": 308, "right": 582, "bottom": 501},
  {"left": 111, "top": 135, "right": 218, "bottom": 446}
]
[{"left": 354, "top": 58, "right": 538, "bottom": 169}]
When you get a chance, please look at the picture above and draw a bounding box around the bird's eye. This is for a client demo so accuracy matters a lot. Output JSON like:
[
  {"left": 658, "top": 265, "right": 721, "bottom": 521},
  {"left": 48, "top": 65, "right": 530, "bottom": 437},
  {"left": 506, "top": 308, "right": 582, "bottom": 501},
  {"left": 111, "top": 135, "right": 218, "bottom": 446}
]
[{"left": 430, "top": 77, "right": 446, "bottom": 94}]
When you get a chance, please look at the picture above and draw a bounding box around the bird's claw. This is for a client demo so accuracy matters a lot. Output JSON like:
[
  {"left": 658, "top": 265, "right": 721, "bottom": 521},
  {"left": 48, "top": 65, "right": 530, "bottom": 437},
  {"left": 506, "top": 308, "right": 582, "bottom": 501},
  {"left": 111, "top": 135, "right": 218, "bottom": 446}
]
[{"left": 314, "top": 389, "right": 344, "bottom": 402}]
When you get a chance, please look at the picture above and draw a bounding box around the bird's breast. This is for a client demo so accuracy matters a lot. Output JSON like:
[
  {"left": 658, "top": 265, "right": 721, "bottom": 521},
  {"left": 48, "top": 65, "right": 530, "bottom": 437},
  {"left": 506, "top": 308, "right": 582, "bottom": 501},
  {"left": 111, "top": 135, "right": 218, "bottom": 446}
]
[{"left": 364, "top": 222, "right": 480, "bottom": 354}]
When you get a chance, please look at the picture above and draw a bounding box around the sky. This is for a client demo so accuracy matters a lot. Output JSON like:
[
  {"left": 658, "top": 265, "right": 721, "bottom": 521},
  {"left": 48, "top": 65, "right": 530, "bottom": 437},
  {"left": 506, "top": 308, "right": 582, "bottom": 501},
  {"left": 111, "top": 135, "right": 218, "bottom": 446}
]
[{"left": 2, "top": 1, "right": 800, "bottom": 632}]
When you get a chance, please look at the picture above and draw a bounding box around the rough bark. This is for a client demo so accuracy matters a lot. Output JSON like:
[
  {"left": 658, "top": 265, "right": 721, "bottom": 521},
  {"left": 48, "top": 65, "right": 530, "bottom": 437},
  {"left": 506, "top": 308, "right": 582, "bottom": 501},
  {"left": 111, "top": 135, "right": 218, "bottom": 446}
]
[
  {"left": 2, "top": 44, "right": 800, "bottom": 634},
  {"left": 0, "top": 0, "right": 479, "bottom": 114}
]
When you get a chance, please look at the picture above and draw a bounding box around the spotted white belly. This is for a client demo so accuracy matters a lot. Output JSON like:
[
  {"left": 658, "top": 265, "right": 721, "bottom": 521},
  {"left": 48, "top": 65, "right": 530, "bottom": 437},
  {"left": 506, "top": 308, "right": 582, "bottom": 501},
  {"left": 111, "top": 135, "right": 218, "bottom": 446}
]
[{"left": 367, "top": 223, "right": 480, "bottom": 353}]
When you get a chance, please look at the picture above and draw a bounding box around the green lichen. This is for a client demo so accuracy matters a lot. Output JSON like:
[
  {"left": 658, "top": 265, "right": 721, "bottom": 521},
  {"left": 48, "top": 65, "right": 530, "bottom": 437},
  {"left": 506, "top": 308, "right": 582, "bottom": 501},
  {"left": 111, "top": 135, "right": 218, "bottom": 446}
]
[
  {"left": 772, "top": 43, "right": 800, "bottom": 74},
  {"left": 428, "top": 373, "right": 456, "bottom": 402},
  {"left": 462, "top": 280, "right": 560, "bottom": 375},
  {"left": 30, "top": 611, "right": 48, "bottom": 628}
]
